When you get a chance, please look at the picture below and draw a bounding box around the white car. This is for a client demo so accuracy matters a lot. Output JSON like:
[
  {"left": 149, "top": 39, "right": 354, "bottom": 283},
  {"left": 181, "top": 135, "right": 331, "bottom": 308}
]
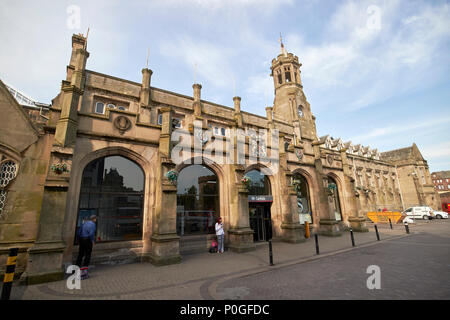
[
  {"left": 433, "top": 211, "right": 449, "bottom": 219},
  {"left": 402, "top": 206, "right": 434, "bottom": 220}
]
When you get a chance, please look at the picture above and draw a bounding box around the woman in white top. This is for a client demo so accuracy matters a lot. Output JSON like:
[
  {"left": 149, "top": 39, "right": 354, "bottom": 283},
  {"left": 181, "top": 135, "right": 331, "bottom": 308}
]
[{"left": 215, "top": 217, "right": 224, "bottom": 253}]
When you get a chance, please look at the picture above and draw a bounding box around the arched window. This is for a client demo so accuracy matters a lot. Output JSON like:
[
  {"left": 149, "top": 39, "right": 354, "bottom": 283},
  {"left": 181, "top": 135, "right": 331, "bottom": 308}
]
[
  {"left": 328, "top": 176, "right": 342, "bottom": 221},
  {"left": 176, "top": 165, "right": 219, "bottom": 236},
  {"left": 293, "top": 173, "right": 312, "bottom": 224},
  {"left": 298, "top": 106, "right": 304, "bottom": 118},
  {"left": 245, "top": 169, "right": 271, "bottom": 196},
  {"left": 76, "top": 156, "right": 144, "bottom": 243},
  {"left": 0, "top": 160, "right": 18, "bottom": 215}
]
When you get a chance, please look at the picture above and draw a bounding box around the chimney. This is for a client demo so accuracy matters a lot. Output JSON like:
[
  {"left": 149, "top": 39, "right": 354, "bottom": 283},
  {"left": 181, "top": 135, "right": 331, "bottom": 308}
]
[
  {"left": 193, "top": 84, "right": 202, "bottom": 116},
  {"left": 67, "top": 34, "right": 87, "bottom": 82},
  {"left": 233, "top": 96, "right": 241, "bottom": 113},
  {"left": 140, "top": 68, "right": 153, "bottom": 106}
]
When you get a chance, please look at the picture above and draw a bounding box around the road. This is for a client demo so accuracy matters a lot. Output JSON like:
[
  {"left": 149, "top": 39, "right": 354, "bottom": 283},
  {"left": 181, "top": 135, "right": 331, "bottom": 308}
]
[{"left": 215, "top": 220, "right": 450, "bottom": 299}]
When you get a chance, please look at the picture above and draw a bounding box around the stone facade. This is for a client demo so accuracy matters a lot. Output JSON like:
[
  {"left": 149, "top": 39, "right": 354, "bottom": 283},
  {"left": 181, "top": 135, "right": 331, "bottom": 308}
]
[{"left": 0, "top": 34, "right": 440, "bottom": 284}]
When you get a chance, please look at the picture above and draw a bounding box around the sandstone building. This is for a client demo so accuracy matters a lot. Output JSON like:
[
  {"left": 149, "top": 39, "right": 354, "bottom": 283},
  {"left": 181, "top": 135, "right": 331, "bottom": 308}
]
[{"left": 0, "top": 34, "right": 440, "bottom": 284}]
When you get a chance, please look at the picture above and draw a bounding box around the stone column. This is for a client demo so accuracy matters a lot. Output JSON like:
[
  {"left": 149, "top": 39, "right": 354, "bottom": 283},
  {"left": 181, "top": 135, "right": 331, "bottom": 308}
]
[
  {"left": 341, "top": 149, "right": 368, "bottom": 232},
  {"left": 312, "top": 141, "right": 341, "bottom": 237},
  {"left": 21, "top": 43, "right": 89, "bottom": 284},
  {"left": 227, "top": 122, "right": 255, "bottom": 252},
  {"left": 278, "top": 134, "right": 304, "bottom": 242},
  {"left": 147, "top": 107, "right": 181, "bottom": 265},
  {"left": 227, "top": 164, "right": 255, "bottom": 252}
]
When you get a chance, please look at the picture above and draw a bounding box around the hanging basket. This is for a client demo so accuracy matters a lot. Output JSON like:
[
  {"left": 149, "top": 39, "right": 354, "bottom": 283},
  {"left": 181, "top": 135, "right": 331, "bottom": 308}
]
[
  {"left": 51, "top": 162, "right": 69, "bottom": 175},
  {"left": 241, "top": 176, "right": 251, "bottom": 189},
  {"left": 165, "top": 170, "right": 179, "bottom": 184}
]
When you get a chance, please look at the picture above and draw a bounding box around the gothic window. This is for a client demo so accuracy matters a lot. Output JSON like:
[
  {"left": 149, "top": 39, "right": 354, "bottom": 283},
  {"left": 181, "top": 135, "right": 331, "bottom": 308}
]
[
  {"left": 0, "top": 160, "right": 18, "bottom": 215},
  {"left": 76, "top": 156, "right": 144, "bottom": 243},
  {"left": 293, "top": 173, "right": 312, "bottom": 224},
  {"left": 277, "top": 70, "right": 282, "bottom": 85},
  {"left": 176, "top": 165, "right": 219, "bottom": 236},
  {"left": 328, "top": 176, "right": 342, "bottom": 221},
  {"left": 285, "top": 66, "right": 291, "bottom": 83},
  {"left": 245, "top": 170, "right": 271, "bottom": 196}
]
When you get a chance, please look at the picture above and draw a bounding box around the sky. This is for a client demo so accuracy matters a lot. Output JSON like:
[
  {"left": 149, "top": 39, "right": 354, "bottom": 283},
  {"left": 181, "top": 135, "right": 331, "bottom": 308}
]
[{"left": 1, "top": 0, "right": 449, "bottom": 172}]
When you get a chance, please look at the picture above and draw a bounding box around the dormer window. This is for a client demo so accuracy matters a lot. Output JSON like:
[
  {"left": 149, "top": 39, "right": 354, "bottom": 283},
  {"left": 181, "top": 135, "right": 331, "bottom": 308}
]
[{"left": 95, "top": 102, "right": 105, "bottom": 114}]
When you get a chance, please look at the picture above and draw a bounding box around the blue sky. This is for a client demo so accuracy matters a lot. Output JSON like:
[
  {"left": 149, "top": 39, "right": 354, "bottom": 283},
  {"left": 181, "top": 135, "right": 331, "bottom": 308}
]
[{"left": 1, "top": 0, "right": 449, "bottom": 172}]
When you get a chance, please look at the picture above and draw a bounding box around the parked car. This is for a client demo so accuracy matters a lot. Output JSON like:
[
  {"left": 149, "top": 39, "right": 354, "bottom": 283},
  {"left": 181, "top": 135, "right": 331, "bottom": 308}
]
[
  {"left": 433, "top": 211, "right": 449, "bottom": 219},
  {"left": 402, "top": 206, "right": 434, "bottom": 220}
]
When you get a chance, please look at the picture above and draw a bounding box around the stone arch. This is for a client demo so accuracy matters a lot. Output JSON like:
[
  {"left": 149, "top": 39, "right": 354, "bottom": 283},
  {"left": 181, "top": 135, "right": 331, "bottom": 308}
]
[
  {"left": 292, "top": 167, "right": 317, "bottom": 223},
  {"left": 63, "top": 146, "right": 152, "bottom": 264},
  {"left": 326, "top": 172, "right": 345, "bottom": 222},
  {"left": 174, "top": 156, "right": 229, "bottom": 234}
]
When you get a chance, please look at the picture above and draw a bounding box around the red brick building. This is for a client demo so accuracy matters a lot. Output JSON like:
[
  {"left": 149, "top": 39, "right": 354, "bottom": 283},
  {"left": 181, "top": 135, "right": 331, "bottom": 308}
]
[{"left": 431, "top": 171, "right": 450, "bottom": 193}]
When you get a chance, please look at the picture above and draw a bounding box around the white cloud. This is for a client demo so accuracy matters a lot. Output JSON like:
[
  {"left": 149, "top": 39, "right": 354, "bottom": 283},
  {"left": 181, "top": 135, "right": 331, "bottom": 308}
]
[
  {"left": 286, "top": 0, "right": 450, "bottom": 111},
  {"left": 349, "top": 116, "right": 450, "bottom": 143},
  {"left": 159, "top": 37, "right": 236, "bottom": 88},
  {"left": 421, "top": 141, "right": 450, "bottom": 159}
]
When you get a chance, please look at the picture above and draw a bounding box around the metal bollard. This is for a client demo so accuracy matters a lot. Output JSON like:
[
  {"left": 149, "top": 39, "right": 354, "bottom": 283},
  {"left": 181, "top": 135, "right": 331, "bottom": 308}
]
[
  {"left": 314, "top": 233, "right": 320, "bottom": 255},
  {"left": 268, "top": 239, "right": 274, "bottom": 266},
  {"left": 350, "top": 228, "right": 356, "bottom": 247},
  {"left": 374, "top": 225, "right": 380, "bottom": 241},
  {"left": 388, "top": 218, "right": 393, "bottom": 230},
  {"left": 305, "top": 221, "right": 310, "bottom": 239},
  {"left": 1, "top": 248, "right": 19, "bottom": 300},
  {"left": 404, "top": 222, "right": 410, "bottom": 234}
]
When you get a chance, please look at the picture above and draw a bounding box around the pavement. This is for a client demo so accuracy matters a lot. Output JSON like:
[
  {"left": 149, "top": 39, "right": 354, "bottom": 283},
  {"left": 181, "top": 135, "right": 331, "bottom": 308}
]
[{"left": 6, "top": 219, "right": 446, "bottom": 300}]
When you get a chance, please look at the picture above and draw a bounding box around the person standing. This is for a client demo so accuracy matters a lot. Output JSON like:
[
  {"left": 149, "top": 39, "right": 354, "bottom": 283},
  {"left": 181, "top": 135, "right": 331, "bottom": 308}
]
[
  {"left": 76, "top": 215, "right": 97, "bottom": 277},
  {"left": 215, "top": 217, "right": 224, "bottom": 254}
]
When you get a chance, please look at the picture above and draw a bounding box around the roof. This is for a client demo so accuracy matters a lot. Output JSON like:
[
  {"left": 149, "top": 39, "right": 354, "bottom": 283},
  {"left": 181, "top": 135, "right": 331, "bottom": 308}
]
[{"left": 431, "top": 171, "right": 450, "bottom": 179}]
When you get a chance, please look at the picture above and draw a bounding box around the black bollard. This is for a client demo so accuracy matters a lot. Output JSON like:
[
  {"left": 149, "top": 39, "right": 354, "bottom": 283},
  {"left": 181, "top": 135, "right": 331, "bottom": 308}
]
[
  {"left": 389, "top": 218, "right": 393, "bottom": 230},
  {"left": 1, "top": 248, "right": 19, "bottom": 300},
  {"left": 314, "top": 233, "right": 320, "bottom": 255},
  {"left": 374, "top": 225, "right": 380, "bottom": 241},
  {"left": 404, "top": 222, "right": 410, "bottom": 234},
  {"left": 268, "top": 239, "right": 274, "bottom": 266},
  {"left": 350, "top": 228, "right": 356, "bottom": 247}
]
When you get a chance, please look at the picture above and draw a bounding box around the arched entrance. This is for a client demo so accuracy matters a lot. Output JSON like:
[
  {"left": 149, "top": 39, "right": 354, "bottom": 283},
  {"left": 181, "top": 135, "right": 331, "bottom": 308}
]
[
  {"left": 328, "top": 176, "right": 343, "bottom": 221},
  {"left": 245, "top": 169, "right": 272, "bottom": 242},
  {"left": 75, "top": 155, "right": 145, "bottom": 243},
  {"left": 176, "top": 164, "right": 219, "bottom": 236},
  {"left": 292, "top": 172, "right": 313, "bottom": 224}
]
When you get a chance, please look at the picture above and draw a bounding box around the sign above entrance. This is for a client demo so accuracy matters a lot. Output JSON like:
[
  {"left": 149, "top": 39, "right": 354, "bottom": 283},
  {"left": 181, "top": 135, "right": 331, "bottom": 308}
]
[{"left": 248, "top": 195, "right": 273, "bottom": 202}]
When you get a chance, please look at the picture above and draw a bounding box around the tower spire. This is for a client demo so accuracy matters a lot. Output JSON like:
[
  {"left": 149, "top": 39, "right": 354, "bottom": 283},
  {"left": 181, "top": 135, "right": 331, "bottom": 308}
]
[{"left": 279, "top": 32, "right": 287, "bottom": 57}]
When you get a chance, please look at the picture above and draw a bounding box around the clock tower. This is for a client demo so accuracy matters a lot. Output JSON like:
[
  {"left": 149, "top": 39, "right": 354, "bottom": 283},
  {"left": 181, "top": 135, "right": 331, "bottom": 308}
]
[{"left": 270, "top": 37, "right": 317, "bottom": 142}]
